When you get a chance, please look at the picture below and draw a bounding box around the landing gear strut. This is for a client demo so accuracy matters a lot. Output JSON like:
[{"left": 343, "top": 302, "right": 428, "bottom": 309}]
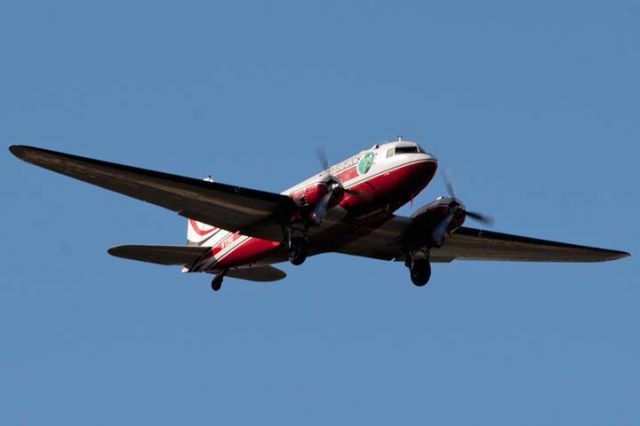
[{"left": 406, "top": 253, "right": 431, "bottom": 286}]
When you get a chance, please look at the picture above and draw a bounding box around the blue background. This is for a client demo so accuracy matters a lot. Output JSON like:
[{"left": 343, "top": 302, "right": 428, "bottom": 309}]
[{"left": 1, "top": 1, "right": 638, "bottom": 424}]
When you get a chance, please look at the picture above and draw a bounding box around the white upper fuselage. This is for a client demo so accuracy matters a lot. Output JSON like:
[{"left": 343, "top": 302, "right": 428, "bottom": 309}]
[{"left": 284, "top": 140, "right": 437, "bottom": 196}]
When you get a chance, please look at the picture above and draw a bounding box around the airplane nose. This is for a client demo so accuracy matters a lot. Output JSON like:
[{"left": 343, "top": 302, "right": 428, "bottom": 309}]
[
  {"left": 421, "top": 152, "right": 438, "bottom": 164},
  {"left": 389, "top": 156, "right": 438, "bottom": 205},
  {"left": 413, "top": 156, "right": 438, "bottom": 183},
  {"left": 391, "top": 156, "right": 438, "bottom": 196}
]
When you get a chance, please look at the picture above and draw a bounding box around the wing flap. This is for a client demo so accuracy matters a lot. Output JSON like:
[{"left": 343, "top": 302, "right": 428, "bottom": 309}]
[{"left": 10, "top": 145, "right": 296, "bottom": 241}]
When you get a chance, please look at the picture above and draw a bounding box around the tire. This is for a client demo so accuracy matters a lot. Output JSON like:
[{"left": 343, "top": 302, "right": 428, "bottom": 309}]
[
  {"left": 410, "top": 259, "right": 431, "bottom": 287},
  {"left": 288, "top": 237, "right": 308, "bottom": 266},
  {"left": 211, "top": 275, "right": 223, "bottom": 291}
]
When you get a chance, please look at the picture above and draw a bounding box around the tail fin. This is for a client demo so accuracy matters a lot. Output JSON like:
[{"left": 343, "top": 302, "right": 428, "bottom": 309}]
[
  {"left": 187, "top": 175, "right": 218, "bottom": 246},
  {"left": 187, "top": 219, "right": 218, "bottom": 246}
]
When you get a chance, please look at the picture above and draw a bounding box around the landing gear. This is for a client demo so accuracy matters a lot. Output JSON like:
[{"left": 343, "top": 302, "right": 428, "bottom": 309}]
[
  {"left": 211, "top": 274, "right": 224, "bottom": 291},
  {"left": 410, "top": 259, "right": 431, "bottom": 286},
  {"left": 406, "top": 252, "right": 431, "bottom": 287},
  {"left": 283, "top": 225, "right": 309, "bottom": 266},
  {"left": 288, "top": 237, "right": 308, "bottom": 266}
]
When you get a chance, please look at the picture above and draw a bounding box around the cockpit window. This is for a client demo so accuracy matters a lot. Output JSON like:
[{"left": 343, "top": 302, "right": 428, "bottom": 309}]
[
  {"left": 386, "top": 144, "right": 431, "bottom": 158},
  {"left": 394, "top": 146, "right": 419, "bottom": 154}
]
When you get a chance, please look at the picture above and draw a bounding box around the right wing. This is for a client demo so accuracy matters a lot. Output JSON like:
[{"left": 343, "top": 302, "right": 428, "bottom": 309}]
[
  {"left": 335, "top": 216, "right": 629, "bottom": 263},
  {"left": 10, "top": 145, "right": 297, "bottom": 241}
]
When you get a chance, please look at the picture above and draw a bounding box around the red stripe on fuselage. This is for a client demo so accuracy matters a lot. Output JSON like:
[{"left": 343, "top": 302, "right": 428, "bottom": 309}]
[
  {"left": 335, "top": 164, "right": 359, "bottom": 183},
  {"left": 189, "top": 219, "right": 217, "bottom": 236},
  {"left": 210, "top": 238, "right": 281, "bottom": 270}
]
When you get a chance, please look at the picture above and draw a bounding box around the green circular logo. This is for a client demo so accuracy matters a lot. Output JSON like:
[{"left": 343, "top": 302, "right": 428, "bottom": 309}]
[{"left": 358, "top": 152, "right": 375, "bottom": 175}]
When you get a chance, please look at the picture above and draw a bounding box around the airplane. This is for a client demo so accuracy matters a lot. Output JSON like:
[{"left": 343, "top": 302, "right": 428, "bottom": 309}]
[{"left": 9, "top": 139, "right": 629, "bottom": 292}]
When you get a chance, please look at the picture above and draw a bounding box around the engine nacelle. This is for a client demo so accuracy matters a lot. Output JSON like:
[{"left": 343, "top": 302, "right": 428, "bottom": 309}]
[{"left": 406, "top": 197, "right": 466, "bottom": 248}]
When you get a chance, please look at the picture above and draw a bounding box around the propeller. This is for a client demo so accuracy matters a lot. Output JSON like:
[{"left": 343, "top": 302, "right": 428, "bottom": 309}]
[
  {"left": 442, "top": 169, "right": 493, "bottom": 225},
  {"left": 432, "top": 169, "right": 493, "bottom": 244},
  {"left": 311, "top": 148, "right": 370, "bottom": 225}
]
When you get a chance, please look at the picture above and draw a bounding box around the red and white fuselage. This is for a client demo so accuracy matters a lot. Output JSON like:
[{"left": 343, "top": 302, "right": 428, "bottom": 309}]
[{"left": 187, "top": 140, "right": 437, "bottom": 274}]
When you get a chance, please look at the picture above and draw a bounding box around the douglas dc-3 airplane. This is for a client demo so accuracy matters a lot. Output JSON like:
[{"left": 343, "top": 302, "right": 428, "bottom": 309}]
[{"left": 10, "top": 139, "right": 629, "bottom": 292}]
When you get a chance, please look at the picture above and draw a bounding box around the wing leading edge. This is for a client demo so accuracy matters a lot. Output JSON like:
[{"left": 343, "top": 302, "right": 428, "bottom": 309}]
[{"left": 10, "top": 145, "right": 297, "bottom": 241}]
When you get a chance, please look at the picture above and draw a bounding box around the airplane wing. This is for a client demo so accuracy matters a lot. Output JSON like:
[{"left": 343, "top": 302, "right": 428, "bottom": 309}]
[
  {"left": 108, "top": 244, "right": 286, "bottom": 282},
  {"left": 433, "top": 227, "right": 629, "bottom": 262},
  {"left": 335, "top": 217, "right": 629, "bottom": 263},
  {"left": 10, "top": 145, "right": 297, "bottom": 241}
]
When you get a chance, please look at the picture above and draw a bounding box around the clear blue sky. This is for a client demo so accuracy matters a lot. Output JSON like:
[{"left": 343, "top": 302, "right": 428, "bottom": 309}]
[{"left": 1, "top": 1, "right": 638, "bottom": 424}]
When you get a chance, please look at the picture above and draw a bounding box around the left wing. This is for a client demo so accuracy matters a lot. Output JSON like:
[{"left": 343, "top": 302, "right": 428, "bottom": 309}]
[
  {"left": 10, "top": 145, "right": 297, "bottom": 241},
  {"left": 335, "top": 216, "right": 629, "bottom": 263},
  {"left": 435, "top": 227, "right": 629, "bottom": 262}
]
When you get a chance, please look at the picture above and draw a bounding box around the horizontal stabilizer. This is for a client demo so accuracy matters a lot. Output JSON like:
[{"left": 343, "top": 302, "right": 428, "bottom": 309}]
[
  {"left": 108, "top": 245, "right": 207, "bottom": 265},
  {"left": 225, "top": 266, "right": 287, "bottom": 282},
  {"left": 108, "top": 245, "right": 286, "bottom": 282}
]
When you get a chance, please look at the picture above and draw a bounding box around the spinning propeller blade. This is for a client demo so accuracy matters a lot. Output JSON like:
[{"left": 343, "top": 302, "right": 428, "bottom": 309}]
[
  {"left": 466, "top": 210, "right": 494, "bottom": 225},
  {"left": 432, "top": 168, "right": 494, "bottom": 244},
  {"left": 443, "top": 169, "right": 456, "bottom": 198},
  {"left": 442, "top": 168, "right": 493, "bottom": 225},
  {"left": 316, "top": 147, "right": 330, "bottom": 173},
  {"left": 432, "top": 212, "right": 455, "bottom": 244}
]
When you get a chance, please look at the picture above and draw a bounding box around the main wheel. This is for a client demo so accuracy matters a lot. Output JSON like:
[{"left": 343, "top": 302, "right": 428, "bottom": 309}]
[
  {"left": 211, "top": 275, "right": 224, "bottom": 291},
  {"left": 288, "top": 237, "right": 308, "bottom": 266},
  {"left": 410, "top": 259, "right": 431, "bottom": 287}
]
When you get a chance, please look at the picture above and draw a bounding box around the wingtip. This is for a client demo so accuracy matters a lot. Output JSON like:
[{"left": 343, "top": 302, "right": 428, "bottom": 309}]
[
  {"left": 8, "top": 144, "right": 24, "bottom": 158},
  {"left": 615, "top": 250, "right": 631, "bottom": 260},
  {"left": 602, "top": 249, "right": 630, "bottom": 262},
  {"left": 9, "top": 144, "right": 39, "bottom": 162}
]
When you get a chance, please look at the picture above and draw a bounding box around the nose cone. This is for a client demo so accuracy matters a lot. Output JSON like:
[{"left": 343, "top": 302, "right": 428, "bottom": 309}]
[
  {"left": 386, "top": 155, "right": 438, "bottom": 199},
  {"left": 409, "top": 155, "right": 438, "bottom": 189}
]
